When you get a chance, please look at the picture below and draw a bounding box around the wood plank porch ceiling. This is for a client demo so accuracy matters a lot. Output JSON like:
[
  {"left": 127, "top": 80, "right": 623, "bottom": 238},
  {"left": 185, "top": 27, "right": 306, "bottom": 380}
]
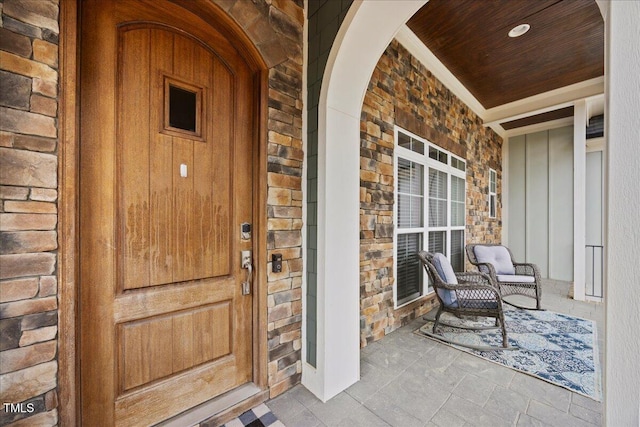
[{"left": 407, "top": 0, "right": 603, "bottom": 129}]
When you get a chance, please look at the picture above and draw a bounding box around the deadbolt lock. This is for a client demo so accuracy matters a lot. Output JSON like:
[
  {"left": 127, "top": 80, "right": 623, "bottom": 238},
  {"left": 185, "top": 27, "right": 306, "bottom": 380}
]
[{"left": 241, "top": 222, "right": 251, "bottom": 240}]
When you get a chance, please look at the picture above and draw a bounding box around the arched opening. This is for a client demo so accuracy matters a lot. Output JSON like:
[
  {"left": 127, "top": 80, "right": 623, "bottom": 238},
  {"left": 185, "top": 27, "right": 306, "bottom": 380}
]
[
  {"left": 308, "top": 1, "right": 640, "bottom": 424},
  {"left": 302, "top": 0, "right": 427, "bottom": 402}
]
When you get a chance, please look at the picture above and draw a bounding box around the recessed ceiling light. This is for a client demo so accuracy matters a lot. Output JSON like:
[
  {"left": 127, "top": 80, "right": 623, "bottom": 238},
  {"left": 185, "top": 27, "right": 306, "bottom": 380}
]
[{"left": 508, "top": 24, "right": 531, "bottom": 38}]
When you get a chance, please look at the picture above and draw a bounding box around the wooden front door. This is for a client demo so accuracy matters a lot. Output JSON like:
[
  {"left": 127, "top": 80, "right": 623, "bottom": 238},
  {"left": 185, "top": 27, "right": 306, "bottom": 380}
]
[{"left": 79, "top": 1, "right": 256, "bottom": 425}]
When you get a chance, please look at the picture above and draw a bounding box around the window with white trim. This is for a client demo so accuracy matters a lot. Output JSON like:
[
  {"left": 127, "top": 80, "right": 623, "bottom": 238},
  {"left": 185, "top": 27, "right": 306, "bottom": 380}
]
[
  {"left": 394, "top": 128, "right": 466, "bottom": 307},
  {"left": 489, "top": 168, "right": 497, "bottom": 218}
]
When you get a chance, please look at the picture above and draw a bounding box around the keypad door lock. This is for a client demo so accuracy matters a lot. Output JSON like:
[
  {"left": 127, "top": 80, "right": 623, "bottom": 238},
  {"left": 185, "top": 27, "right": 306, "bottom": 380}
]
[{"left": 241, "top": 222, "right": 251, "bottom": 240}]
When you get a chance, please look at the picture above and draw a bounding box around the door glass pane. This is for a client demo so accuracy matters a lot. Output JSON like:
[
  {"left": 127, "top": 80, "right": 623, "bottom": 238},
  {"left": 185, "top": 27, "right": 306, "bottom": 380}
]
[
  {"left": 396, "top": 233, "right": 423, "bottom": 304},
  {"left": 169, "top": 85, "right": 197, "bottom": 132}
]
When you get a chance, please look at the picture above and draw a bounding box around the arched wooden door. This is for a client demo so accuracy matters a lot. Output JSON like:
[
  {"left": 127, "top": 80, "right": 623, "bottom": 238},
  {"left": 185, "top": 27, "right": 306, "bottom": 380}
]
[{"left": 79, "top": 1, "right": 257, "bottom": 424}]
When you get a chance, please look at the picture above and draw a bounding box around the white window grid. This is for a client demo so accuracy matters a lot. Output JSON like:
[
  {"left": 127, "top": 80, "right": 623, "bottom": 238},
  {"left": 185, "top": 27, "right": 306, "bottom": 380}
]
[
  {"left": 489, "top": 168, "right": 497, "bottom": 218},
  {"left": 393, "top": 127, "right": 466, "bottom": 308}
]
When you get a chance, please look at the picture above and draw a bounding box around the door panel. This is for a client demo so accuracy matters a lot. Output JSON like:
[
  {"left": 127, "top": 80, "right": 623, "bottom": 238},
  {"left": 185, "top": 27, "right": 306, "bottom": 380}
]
[
  {"left": 119, "top": 27, "right": 150, "bottom": 289},
  {"left": 119, "top": 301, "right": 231, "bottom": 392},
  {"left": 120, "top": 27, "right": 233, "bottom": 290},
  {"left": 80, "top": 1, "right": 255, "bottom": 425},
  {"left": 149, "top": 28, "right": 174, "bottom": 287}
]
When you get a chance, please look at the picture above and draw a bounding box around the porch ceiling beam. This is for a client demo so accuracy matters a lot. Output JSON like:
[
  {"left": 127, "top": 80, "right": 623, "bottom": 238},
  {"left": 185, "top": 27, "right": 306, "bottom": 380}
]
[
  {"left": 503, "top": 117, "right": 575, "bottom": 139},
  {"left": 483, "top": 77, "right": 605, "bottom": 126}
]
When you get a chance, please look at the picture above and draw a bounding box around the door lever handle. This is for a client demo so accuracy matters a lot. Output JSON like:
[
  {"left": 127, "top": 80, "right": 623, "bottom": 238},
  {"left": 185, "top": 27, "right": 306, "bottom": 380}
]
[
  {"left": 241, "top": 250, "right": 251, "bottom": 269},
  {"left": 241, "top": 250, "right": 252, "bottom": 295}
]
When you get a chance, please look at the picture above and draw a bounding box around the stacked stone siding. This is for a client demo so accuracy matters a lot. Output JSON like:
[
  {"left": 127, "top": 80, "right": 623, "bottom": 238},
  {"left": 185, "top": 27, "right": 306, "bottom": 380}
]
[
  {"left": 244, "top": 0, "right": 305, "bottom": 400},
  {"left": 0, "top": 0, "right": 60, "bottom": 425},
  {"left": 264, "top": 58, "right": 305, "bottom": 398},
  {"left": 0, "top": 0, "right": 303, "bottom": 425},
  {"left": 360, "top": 40, "right": 503, "bottom": 346}
]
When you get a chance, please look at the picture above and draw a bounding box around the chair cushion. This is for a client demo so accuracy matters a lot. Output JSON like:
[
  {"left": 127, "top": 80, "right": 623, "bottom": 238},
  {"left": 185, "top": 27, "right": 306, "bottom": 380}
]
[
  {"left": 474, "top": 245, "right": 515, "bottom": 275},
  {"left": 497, "top": 274, "right": 535, "bottom": 283},
  {"left": 432, "top": 253, "right": 457, "bottom": 307}
]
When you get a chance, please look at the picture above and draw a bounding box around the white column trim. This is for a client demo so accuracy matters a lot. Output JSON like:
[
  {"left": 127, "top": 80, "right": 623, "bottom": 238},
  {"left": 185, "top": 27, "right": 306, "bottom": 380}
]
[
  {"left": 303, "top": 0, "right": 428, "bottom": 402},
  {"left": 573, "top": 101, "right": 587, "bottom": 301},
  {"left": 502, "top": 140, "right": 509, "bottom": 246},
  {"left": 603, "top": 1, "right": 640, "bottom": 424}
]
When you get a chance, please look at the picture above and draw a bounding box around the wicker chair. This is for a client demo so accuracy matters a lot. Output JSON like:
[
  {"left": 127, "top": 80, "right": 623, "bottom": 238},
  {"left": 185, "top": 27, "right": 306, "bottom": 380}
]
[
  {"left": 418, "top": 251, "right": 511, "bottom": 349},
  {"left": 466, "top": 244, "right": 543, "bottom": 310}
]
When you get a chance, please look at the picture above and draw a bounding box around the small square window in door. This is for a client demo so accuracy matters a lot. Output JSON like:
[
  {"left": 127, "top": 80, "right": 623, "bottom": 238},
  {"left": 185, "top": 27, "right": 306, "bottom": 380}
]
[
  {"left": 163, "top": 77, "right": 204, "bottom": 140},
  {"left": 169, "top": 85, "right": 197, "bottom": 132}
]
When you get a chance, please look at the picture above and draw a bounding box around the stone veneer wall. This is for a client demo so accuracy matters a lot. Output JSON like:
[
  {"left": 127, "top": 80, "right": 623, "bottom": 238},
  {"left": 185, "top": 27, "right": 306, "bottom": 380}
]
[
  {"left": 0, "top": 1, "right": 304, "bottom": 425},
  {"left": 359, "top": 40, "right": 503, "bottom": 346},
  {"left": 0, "top": 0, "right": 62, "bottom": 425},
  {"left": 245, "top": 0, "right": 306, "bottom": 400}
]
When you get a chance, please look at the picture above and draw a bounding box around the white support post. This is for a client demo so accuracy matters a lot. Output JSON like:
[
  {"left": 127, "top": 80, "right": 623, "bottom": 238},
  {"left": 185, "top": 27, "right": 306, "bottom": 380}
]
[
  {"left": 605, "top": 2, "right": 640, "bottom": 424},
  {"left": 573, "top": 100, "right": 587, "bottom": 301},
  {"left": 303, "top": 0, "right": 427, "bottom": 402},
  {"left": 502, "top": 139, "right": 509, "bottom": 246}
]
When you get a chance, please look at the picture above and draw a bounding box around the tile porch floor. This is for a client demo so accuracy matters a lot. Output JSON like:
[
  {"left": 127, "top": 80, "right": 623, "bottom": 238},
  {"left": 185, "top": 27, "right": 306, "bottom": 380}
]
[{"left": 267, "top": 280, "right": 604, "bottom": 426}]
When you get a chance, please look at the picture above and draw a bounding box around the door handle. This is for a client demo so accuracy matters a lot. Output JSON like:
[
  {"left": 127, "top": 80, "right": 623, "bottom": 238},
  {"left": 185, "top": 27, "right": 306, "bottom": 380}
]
[{"left": 241, "top": 250, "right": 252, "bottom": 295}]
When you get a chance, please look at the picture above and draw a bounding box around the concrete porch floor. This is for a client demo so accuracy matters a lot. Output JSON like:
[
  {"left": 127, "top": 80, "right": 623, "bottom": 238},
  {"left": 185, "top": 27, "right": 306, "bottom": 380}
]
[{"left": 267, "top": 280, "right": 604, "bottom": 426}]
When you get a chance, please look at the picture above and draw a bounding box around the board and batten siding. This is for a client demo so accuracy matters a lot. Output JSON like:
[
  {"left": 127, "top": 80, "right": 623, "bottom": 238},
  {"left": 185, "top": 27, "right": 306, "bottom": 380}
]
[{"left": 507, "top": 126, "right": 574, "bottom": 281}]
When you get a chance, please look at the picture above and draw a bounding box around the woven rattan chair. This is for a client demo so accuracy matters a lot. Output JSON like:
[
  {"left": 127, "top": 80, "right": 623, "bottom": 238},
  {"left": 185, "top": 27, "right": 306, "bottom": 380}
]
[
  {"left": 418, "top": 251, "right": 512, "bottom": 350},
  {"left": 466, "top": 244, "right": 543, "bottom": 310}
]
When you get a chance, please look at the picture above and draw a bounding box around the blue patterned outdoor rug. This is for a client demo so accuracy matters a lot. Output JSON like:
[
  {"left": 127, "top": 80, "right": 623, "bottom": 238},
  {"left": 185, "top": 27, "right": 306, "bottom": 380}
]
[{"left": 417, "top": 308, "right": 602, "bottom": 401}]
